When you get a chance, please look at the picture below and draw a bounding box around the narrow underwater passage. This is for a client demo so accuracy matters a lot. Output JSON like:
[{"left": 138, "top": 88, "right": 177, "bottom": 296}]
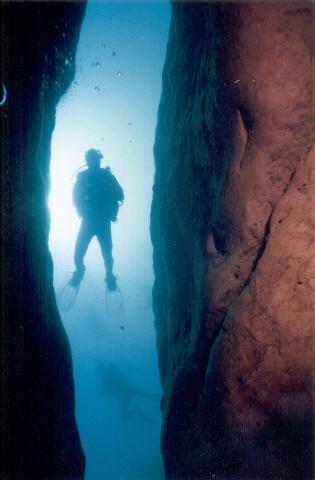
[{"left": 49, "top": 2, "right": 170, "bottom": 478}]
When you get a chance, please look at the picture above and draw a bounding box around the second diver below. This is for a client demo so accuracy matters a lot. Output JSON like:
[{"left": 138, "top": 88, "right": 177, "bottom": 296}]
[{"left": 70, "top": 148, "right": 124, "bottom": 291}]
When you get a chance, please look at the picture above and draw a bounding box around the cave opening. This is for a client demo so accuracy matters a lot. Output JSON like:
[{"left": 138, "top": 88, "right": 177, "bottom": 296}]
[{"left": 48, "top": 2, "right": 170, "bottom": 479}]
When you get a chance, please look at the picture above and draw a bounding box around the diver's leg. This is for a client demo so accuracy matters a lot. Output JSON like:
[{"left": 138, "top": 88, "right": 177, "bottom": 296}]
[
  {"left": 71, "top": 220, "right": 93, "bottom": 286},
  {"left": 97, "top": 221, "right": 114, "bottom": 273},
  {"left": 97, "top": 221, "right": 116, "bottom": 290}
]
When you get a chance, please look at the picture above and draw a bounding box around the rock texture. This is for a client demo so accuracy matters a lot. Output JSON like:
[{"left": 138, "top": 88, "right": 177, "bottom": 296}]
[
  {"left": 1, "top": 3, "right": 86, "bottom": 478},
  {"left": 152, "top": 2, "right": 315, "bottom": 478}
]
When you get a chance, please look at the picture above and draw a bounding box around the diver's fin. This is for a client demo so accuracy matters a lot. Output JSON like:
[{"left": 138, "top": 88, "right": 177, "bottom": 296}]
[
  {"left": 105, "top": 284, "right": 125, "bottom": 317},
  {"left": 69, "top": 268, "right": 85, "bottom": 287},
  {"left": 105, "top": 272, "right": 117, "bottom": 292},
  {"left": 57, "top": 281, "right": 80, "bottom": 312}
]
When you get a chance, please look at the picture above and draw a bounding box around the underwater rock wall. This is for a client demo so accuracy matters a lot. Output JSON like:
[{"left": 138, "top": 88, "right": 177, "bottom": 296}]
[
  {"left": 0, "top": 2, "right": 86, "bottom": 477},
  {"left": 152, "top": 2, "right": 315, "bottom": 478}
]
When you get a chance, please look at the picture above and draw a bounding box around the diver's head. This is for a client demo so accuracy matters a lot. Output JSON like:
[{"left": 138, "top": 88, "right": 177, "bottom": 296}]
[{"left": 85, "top": 149, "right": 103, "bottom": 170}]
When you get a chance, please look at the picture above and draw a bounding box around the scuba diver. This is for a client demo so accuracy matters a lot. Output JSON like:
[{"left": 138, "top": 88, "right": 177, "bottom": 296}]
[
  {"left": 69, "top": 149, "right": 124, "bottom": 291},
  {"left": 97, "top": 363, "right": 160, "bottom": 424}
]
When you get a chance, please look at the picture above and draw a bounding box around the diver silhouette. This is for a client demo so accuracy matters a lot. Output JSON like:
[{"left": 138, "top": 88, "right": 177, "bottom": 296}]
[
  {"left": 70, "top": 149, "right": 124, "bottom": 291},
  {"left": 97, "top": 363, "right": 160, "bottom": 424}
]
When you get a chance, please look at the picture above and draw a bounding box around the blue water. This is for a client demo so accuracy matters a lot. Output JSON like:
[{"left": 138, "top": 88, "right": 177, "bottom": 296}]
[{"left": 49, "top": 2, "right": 170, "bottom": 478}]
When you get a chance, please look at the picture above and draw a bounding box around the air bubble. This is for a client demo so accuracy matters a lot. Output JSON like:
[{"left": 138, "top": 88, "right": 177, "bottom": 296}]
[{"left": 0, "top": 84, "right": 7, "bottom": 107}]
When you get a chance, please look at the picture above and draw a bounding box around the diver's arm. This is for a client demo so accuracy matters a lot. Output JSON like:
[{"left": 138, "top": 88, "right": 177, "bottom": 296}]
[{"left": 112, "top": 175, "right": 124, "bottom": 203}]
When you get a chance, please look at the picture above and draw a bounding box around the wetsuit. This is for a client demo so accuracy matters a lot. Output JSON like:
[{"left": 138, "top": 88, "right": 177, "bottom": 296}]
[{"left": 72, "top": 166, "right": 124, "bottom": 283}]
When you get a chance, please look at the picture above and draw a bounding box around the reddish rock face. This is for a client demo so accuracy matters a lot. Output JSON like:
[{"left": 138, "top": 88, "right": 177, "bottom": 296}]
[{"left": 152, "top": 2, "right": 314, "bottom": 478}]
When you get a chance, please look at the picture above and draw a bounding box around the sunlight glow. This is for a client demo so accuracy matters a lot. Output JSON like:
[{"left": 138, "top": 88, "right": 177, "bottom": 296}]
[{"left": 48, "top": 3, "right": 170, "bottom": 478}]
